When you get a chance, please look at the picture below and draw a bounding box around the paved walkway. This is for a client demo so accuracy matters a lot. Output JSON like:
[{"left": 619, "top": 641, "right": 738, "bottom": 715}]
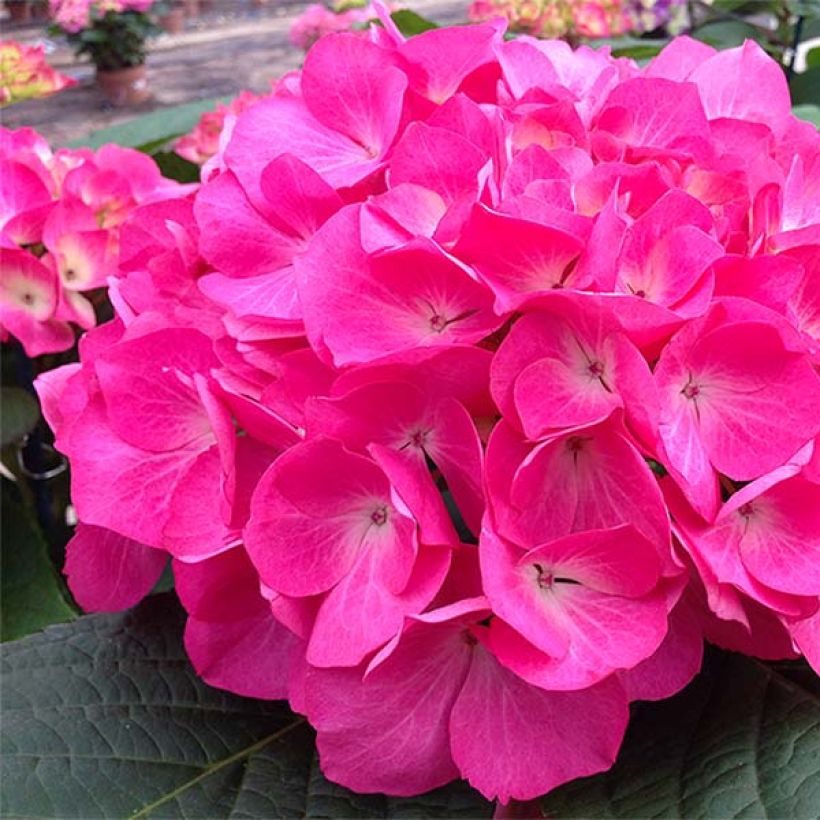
[{"left": 1, "top": 0, "right": 466, "bottom": 145}]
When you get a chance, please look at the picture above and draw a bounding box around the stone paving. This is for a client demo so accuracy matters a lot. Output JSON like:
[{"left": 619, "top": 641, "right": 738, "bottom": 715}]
[{"left": 1, "top": 0, "right": 466, "bottom": 145}]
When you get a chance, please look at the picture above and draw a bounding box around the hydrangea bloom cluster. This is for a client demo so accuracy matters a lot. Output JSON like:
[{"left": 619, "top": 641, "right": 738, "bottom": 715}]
[
  {"left": 49, "top": 0, "right": 155, "bottom": 33},
  {"left": 628, "top": 0, "right": 687, "bottom": 34},
  {"left": 35, "top": 13, "right": 820, "bottom": 803},
  {"left": 469, "top": 0, "right": 686, "bottom": 38},
  {"left": 289, "top": 2, "right": 396, "bottom": 50},
  {"left": 469, "top": 0, "right": 630, "bottom": 38},
  {"left": 0, "top": 41, "right": 77, "bottom": 107},
  {"left": 0, "top": 128, "right": 188, "bottom": 355}
]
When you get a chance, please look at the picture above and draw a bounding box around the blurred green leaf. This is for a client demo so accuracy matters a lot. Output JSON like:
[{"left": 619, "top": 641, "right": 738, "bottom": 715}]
[
  {"left": 68, "top": 96, "right": 233, "bottom": 152},
  {"left": 791, "top": 66, "right": 820, "bottom": 106},
  {"left": 790, "top": 0, "right": 820, "bottom": 18},
  {"left": 390, "top": 9, "right": 439, "bottom": 36},
  {"left": 805, "top": 46, "right": 820, "bottom": 69},
  {"left": 1, "top": 387, "right": 39, "bottom": 448},
  {"left": 793, "top": 103, "right": 820, "bottom": 126},
  {"left": 1, "top": 488, "right": 75, "bottom": 642},
  {"left": 692, "top": 20, "right": 769, "bottom": 49},
  {"left": 587, "top": 36, "right": 668, "bottom": 60}
]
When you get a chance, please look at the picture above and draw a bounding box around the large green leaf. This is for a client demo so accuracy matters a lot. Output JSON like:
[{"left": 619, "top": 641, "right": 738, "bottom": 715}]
[
  {"left": 4, "top": 595, "right": 818, "bottom": 818},
  {"left": 0, "top": 488, "right": 75, "bottom": 642},
  {"left": 542, "top": 650, "right": 820, "bottom": 817},
  {"left": 0, "top": 594, "right": 492, "bottom": 818},
  {"left": 68, "top": 96, "right": 233, "bottom": 152}
]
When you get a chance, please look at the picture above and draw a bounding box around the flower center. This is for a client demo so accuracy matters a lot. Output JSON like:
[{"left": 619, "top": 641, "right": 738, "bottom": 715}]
[
  {"left": 429, "top": 313, "right": 447, "bottom": 332},
  {"left": 738, "top": 502, "right": 754, "bottom": 519},
  {"left": 588, "top": 360, "right": 605, "bottom": 377},
  {"left": 534, "top": 563, "right": 579, "bottom": 590},
  {"left": 682, "top": 382, "right": 700, "bottom": 400},
  {"left": 534, "top": 563, "right": 554, "bottom": 590},
  {"left": 566, "top": 435, "right": 587, "bottom": 454},
  {"left": 370, "top": 505, "right": 389, "bottom": 526}
]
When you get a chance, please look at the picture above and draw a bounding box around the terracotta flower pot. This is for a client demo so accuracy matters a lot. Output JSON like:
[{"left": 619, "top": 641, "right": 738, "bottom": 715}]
[
  {"left": 96, "top": 63, "right": 150, "bottom": 107},
  {"left": 6, "top": 1, "right": 31, "bottom": 24},
  {"left": 159, "top": 7, "right": 185, "bottom": 34}
]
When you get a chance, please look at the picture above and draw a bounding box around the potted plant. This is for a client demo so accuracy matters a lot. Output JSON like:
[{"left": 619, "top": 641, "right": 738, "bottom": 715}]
[{"left": 48, "top": 1, "right": 160, "bottom": 106}]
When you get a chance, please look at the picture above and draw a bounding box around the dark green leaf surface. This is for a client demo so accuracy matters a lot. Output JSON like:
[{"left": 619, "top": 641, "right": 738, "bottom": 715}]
[
  {"left": 791, "top": 66, "right": 820, "bottom": 106},
  {"left": 0, "top": 594, "right": 492, "bottom": 818},
  {"left": 5, "top": 597, "right": 817, "bottom": 819},
  {"left": 542, "top": 650, "right": 820, "bottom": 818},
  {"left": 1, "top": 490, "right": 75, "bottom": 642},
  {"left": 1, "top": 386, "right": 40, "bottom": 447}
]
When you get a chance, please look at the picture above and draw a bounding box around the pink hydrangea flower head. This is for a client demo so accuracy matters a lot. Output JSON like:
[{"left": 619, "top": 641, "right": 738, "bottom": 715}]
[{"left": 24, "top": 23, "right": 820, "bottom": 806}]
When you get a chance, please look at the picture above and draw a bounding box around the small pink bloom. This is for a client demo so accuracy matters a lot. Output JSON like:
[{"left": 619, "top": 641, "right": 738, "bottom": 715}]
[
  {"left": 245, "top": 436, "right": 450, "bottom": 666},
  {"left": 655, "top": 306, "right": 820, "bottom": 490}
]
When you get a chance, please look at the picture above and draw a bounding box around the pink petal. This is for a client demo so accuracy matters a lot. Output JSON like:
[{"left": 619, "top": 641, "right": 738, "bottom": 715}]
[
  {"left": 301, "top": 34, "right": 407, "bottom": 159},
  {"left": 618, "top": 594, "right": 703, "bottom": 701},
  {"left": 64, "top": 523, "right": 166, "bottom": 612},
  {"left": 245, "top": 437, "right": 415, "bottom": 597},
  {"left": 305, "top": 617, "right": 470, "bottom": 795},
  {"left": 732, "top": 476, "right": 820, "bottom": 596},
  {"left": 399, "top": 23, "right": 500, "bottom": 103},
  {"left": 455, "top": 205, "right": 584, "bottom": 312},
  {"left": 450, "top": 643, "right": 629, "bottom": 802},
  {"left": 64, "top": 395, "right": 202, "bottom": 547},
  {"left": 195, "top": 170, "right": 300, "bottom": 278},
  {"left": 689, "top": 40, "right": 791, "bottom": 137},
  {"left": 184, "top": 609, "right": 301, "bottom": 700},
  {"left": 307, "top": 543, "right": 450, "bottom": 667}
]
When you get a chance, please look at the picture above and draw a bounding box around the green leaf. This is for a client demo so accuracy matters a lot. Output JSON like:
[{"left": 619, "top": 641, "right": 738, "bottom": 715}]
[
  {"left": 152, "top": 151, "right": 201, "bottom": 183},
  {"left": 68, "top": 96, "right": 233, "bottom": 153},
  {"left": 586, "top": 36, "right": 668, "bottom": 60},
  {"left": 0, "top": 594, "right": 492, "bottom": 818},
  {"left": 390, "top": 9, "right": 439, "bottom": 36},
  {"left": 791, "top": 66, "right": 820, "bottom": 106},
  {"left": 806, "top": 46, "right": 820, "bottom": 70},
  {"left": 542, "top": 649, "right": 820, "bottom": 817},
  {"left": 793, "top": 103, "right": 820, "bottom": 127},
  {"left": 1, "top": 488, "right": 75, "bottom": 642},
  {"left": 1, "top": 386, "right": 39, "bottom": 447},
  {"left": 692, "top": 20, "right": 769, "bottom": 50}
]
